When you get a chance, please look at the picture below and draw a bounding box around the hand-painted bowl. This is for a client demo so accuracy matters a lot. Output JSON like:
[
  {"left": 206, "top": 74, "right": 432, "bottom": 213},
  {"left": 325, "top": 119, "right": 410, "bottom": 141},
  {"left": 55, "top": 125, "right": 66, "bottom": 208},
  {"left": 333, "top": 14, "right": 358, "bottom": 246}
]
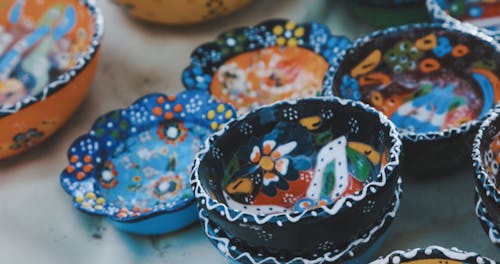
[
  {"left": 191, "top": 97, "right": 403, "bottom": 263},
  {"left": 0, "top": 0, "right": 103, "bottom": 159},
  {"left": 472, "top": 106, "right": 500, "bottom": 246},
  {"left": 427, "top": 0, "right": 500, "bottom": 41},
  {"left": 60, "top": 90, "right": 236, "bottom": 235},
  {"left": 348, "top": 0, "right": 430, "bottom": 28},
  {"left": 111, "top": 0, "right": 251, "bottom": 25},
  {"left": 182, "top": 19, "right": 351, "bottom": 114},
  {"left": 323, "top": 23, "right": 500, "bottom": 175},
  {"left": 369, "top": 246, "right": 497, "bottom": 264}
]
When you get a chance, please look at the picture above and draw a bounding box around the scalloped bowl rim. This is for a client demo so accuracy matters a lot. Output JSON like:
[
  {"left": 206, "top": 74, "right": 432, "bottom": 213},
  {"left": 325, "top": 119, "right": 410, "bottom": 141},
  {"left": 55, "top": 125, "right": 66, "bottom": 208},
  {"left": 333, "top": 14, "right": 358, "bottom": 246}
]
[{"left": 191, "top": 96, "right": 402, "bottom": 224}]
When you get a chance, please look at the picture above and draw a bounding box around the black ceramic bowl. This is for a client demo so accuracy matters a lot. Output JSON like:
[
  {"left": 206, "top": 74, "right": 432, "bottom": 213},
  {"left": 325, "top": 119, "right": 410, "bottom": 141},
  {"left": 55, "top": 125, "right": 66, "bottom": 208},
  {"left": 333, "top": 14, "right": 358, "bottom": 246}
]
[
  {"left": 323, "top": 23, "right": 500, "bottom": 175},
  {"left": 472, "top": 106, "right": 500, "bottom": 246},
  {"left": 370, "top": 246, "right": 497, "bottom": 263},
  {"left": 191, "top": 97, "right": 402, "bottom": 263}
]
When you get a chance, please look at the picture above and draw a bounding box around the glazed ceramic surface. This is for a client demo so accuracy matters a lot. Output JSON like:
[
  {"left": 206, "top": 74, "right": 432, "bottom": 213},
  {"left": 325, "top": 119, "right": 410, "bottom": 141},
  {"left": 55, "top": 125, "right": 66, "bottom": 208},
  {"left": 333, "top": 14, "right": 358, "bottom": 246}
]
[
  {"left": 355, "top": 0, "right": 424, "bottom": 7},
  {"left": 0, "top": 0, "right": 103, "bottom": 159},
  {"left": 427, "top": 0, "right": 500, "bottom": 40},
  {"left": 369, "top": 245, "right": 497, "bottom": 264},
  {"left": 472, "top": 106, "right": 500, "bottom": 244},
  {"left": 60, "top": 90, "right": 236, "bottom": 235},
  {"left": 183, "top": 19, "right": 351, "bottom": 114},
  {"left": 475, "top": 191, "right": 500, "bottom": 247},
  {"left": 192, "top": 97, "right": 402, "bottom": 262},
  {"left": 112, "top": 0, "right": 252, "bottom": 25},
  {"left": 323, "top": 23, "right": 500, "bottom": 174}
]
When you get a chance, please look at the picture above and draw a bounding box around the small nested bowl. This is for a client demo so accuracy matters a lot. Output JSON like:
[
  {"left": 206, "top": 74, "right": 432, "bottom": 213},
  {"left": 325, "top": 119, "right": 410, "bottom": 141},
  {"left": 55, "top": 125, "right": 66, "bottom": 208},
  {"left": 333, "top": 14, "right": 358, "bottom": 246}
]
[
  {"left": 370, "top": 246, "right": 497, "bottom": 264},
  {"left": 472, "top": 106, "right": 500, "bottom": 247},
  {"left": 111, "top": 0, "right": 251, "bottom": 25},
  {"left": 191, "top": 97, "right": 402, "bottom": 263},
  {"left": 427, "top": 0, "right": 500, "bottom": 41},
  {"left": 0, "top": 0, "right": 103, "bottom": 159},
  {"left": 323, "top": 23, "right": 500, "bottom": 174},
  {"left": 182, "top": 19, "right": 351, "bottom": 114},
  {"left": 60, "top": 90, "right": 236, "bottom": 235}
]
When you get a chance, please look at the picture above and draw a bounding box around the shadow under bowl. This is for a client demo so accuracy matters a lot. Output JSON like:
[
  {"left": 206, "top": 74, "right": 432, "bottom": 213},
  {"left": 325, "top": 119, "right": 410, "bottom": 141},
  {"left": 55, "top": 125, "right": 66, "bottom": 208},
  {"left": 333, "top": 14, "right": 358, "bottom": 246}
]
[
  {"left": 323, "top": 22, "right": 500, "bottom": 175},
  {"left": 192, "top": 96, "right": 402, "bottom": 262}
]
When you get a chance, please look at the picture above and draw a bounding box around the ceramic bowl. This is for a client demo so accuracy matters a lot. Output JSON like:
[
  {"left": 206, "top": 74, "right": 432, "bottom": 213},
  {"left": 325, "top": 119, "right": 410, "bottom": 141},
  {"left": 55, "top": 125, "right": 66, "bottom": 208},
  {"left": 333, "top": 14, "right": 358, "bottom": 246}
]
[
  {"left": 182, "top": 19, "right": 351, "bottom": 114},
  {"left": 0, "top": 0, "right": 103, "bottom": 159},
  {"left": 475, "top": 192, "right": 500, "bottom": 247},
  {"left": 472, "top": 106, "right": 500, "bottom": 246},
  {"left": 427, "top": 0, "right": 500, "bottom": 41},
  {"left": 369, "top": 245, "right": 497, "bottom": 264},
  {"left": 112, "top": 0, "right": 252, "bottom": 25},
  {"left": 60, "top": 90, "right": 236, "bottom": 235},
  {"left": 323, "top": 23, "right": 500, "bottom": 174},
  {"left": 191, "top": 96, "right": 403, "bottom": 263}
]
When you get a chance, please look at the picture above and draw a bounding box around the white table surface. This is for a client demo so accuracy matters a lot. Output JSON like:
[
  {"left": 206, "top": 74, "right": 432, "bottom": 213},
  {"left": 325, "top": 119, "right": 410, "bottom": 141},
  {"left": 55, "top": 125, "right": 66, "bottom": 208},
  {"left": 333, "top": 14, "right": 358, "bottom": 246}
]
[{"left": 0, "top": 1, "right": 498, "bottom": 263}]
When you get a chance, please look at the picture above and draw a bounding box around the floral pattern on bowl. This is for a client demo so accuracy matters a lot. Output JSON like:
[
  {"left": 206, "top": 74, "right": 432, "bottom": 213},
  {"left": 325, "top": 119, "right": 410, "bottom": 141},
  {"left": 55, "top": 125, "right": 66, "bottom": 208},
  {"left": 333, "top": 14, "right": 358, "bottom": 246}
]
[
  {"left": 427, "top": 0, "right": 500, "bottom": 41},
  {"left": 0, "top": 0, "right": 99, "bottom": 112},
  {"left": 60, "top": 90, "right": 236, "bottom": 235},
  {"left": 323, "top": 23, "right": 500, "bottom": 174},
  {"left": 369, "top": 245, "right": 497, "bottom": 264},
  {"left": 191, "top": 96, "right": 402, "bottom": 262},
  {"left": 182, "top": 19, "right": 351, "bottom": 114}
]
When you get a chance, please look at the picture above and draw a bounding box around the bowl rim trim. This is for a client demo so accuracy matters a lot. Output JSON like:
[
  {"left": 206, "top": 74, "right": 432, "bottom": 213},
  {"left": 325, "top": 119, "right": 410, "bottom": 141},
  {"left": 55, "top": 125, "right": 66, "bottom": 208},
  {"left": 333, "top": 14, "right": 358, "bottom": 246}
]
[
  {"left": 369, "top": 245, "right": 496, "bottom": 264},
  {"left": 472, "top": 105, "right": 500, "bottom": 202},
  {"left": 198, "top": 179, "right": 402, "bottom": 264},
  {"left": 426, "top": 0, "right": 500, "bottom": 40},
  {"left": 475, "top": 191, "right": 500, "bottom": 245},
  {"left": 60, "top": 90, "right": 236, "bottom": 223},
  {"left": 322, "top": 22, "right": 500, "bottom": 143},
  {"left": 191, "top": 95, "right": 402, "bottom": 225},
  {"left": 0, "top": 0, "right": 104, "bottom": 118},
  {"left": 181, "top": 18, "right": 351, "bottom": 110}
]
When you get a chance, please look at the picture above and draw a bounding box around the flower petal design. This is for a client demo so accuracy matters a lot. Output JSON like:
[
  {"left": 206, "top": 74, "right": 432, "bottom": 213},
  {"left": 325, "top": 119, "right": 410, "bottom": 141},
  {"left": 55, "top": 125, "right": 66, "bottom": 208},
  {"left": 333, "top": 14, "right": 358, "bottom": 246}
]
[
  {"left": 263, "top": 172, "right": 280, "bottom": 186},
  {"left": 271, "top": 141, "right": 297, "bottom": 158},
  {"left": 262, "top": 140, "right": 276, "bottom": 155},
  {"left": 250, "top": 145, "right": 261, "bottom": 163},
  {"left": 274, "top": 158, "right": 289, "bottom": 175}
]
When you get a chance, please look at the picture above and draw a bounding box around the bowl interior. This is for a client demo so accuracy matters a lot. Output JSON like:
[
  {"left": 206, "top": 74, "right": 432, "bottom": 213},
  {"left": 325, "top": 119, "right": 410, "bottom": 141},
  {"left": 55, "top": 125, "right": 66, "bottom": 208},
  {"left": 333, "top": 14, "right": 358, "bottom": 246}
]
[
  {"left": 438, "top": 0, "right": 500, "bottom": 32},
  {"left": 211, "top": 46, "right": 328, "bottom": 113},
  {"left": 331, "top": 26, "right": 500, "bottom": 134},
  {"left": 94, "top": 119, "right": 208, "bottom": 218},
  {"left": 0, "top": 0, "right": 95, "bottom": 106},
  {"left": 478, "top": 117, "right": 500, "bottom": 192},
  {"left": 197, "top": 99, "right": 394, "bottom": 215}
]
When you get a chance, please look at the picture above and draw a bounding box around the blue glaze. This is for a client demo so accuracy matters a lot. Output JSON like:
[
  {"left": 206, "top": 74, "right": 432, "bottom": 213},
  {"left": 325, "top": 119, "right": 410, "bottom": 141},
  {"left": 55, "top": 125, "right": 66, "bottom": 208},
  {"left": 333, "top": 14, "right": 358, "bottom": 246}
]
[
  {"left": 61, "top": 90, "right": 236, "bottom": 235},
  {"left": 472, "top": 72, "right": 494, "bottom": 119},
  {"left": 432, "top": 36, "right": 452, "bottom": 58}
]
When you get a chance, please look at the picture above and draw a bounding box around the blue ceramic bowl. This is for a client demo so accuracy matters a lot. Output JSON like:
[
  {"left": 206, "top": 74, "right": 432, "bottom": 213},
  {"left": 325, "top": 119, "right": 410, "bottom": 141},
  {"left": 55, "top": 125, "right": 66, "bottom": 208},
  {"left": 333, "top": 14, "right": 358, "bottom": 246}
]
[
  {"left": 472, "top": 105, "right": 500, "bottom": 246},
  {"left": 191, "top": 96, "right": 403, "bottom": 263},
  {"left": 182, "top": 19, "right": 351, "bottom": 114},
  {"left": 60, "top": 90, "right": 236, "bottom": 235},
  {"left": 323, "top": 22, "right": 500, "bottom": 175},
  {"left": 427, "top": 0, "right": 500, "bottom": 41},
  {"left": 370, "top": 246, "right": 497, "bottom": 263}
]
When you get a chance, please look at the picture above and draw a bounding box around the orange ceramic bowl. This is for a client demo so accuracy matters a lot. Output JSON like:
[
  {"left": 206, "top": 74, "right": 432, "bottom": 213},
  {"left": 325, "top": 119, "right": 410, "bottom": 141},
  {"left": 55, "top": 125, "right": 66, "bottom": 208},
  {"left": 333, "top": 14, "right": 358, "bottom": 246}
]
[
  {"left": 112, "top": 0, "right": 252, "bottom": 25},
  {"left": 0, "top": 0, "right": 103, "bottom": 159}
]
